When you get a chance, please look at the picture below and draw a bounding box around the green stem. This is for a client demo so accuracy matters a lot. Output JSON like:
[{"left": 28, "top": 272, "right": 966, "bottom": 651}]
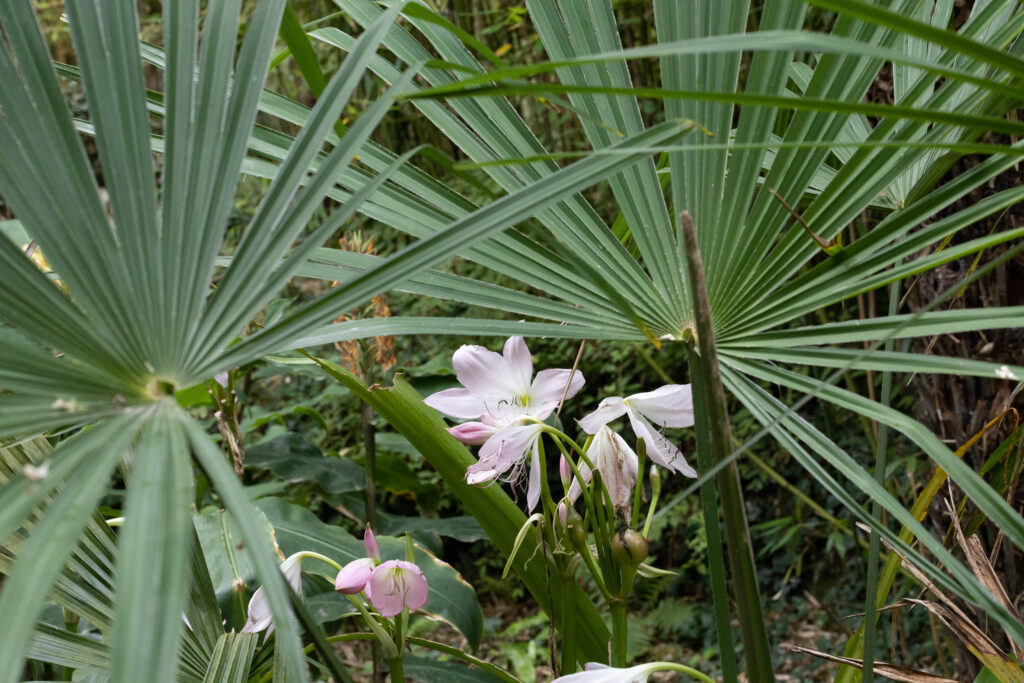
[
  {"left": 346, "top": 594, "right": 398, "bottom": 659},
  {"left": 860, "top": 281, "right": 900, "bottom": 683},
  {"left": 658, "top": 663, "right": 717, "bottom": 683},
  {"left": 681, "top": 212, "right": 773, "bottom": 682},
  {"left": 387, "top": 656, "right": 404, "bottom": 682},
  {"left": 560, "top": 575, "right": 578, "bottom": 673},
  {"left": 296, "top": 550, "right": 343, "bottom": 572},
  {"left": 611, "top": 604, "right": 628, "bottom": 667},
  {"left": 641, "top": 465, "right": 661, "bottom": 539},
  {"left": 362, "top": 401, "right": 383, "bottom": 683},
  {"left": 630, "top": 440, "right": 648, "bottom": 530}
]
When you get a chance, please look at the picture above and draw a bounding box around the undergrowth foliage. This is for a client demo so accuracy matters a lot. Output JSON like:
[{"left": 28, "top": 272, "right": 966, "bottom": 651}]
[{"left": 1, "top": 0, "right": 1023, "bottom": 681}]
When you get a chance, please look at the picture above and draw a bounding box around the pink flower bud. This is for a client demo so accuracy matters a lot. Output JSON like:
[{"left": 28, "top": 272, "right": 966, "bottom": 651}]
[
  {"left": 334, "top": 557, "right": 375, "bottom": 594},
  {"left": 363, "top": 525, "right": 380, "bottom": 562},
  {"left": 559, "top": 455, "right": 572, "bottom": 490},
  {"left": 365, "top": 560, "right": 429, "bottom": 617},
  {"left": 557, "top": 501, "right": 568, "bottom": 527},
  {"left": 448, "top": 422, "right": 497, "bottom": 445}
]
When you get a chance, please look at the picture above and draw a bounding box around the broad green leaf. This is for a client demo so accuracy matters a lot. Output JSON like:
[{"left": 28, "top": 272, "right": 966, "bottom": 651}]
[
  {"left": 193, "top": 506, "right": 277, "bottom": 629},
  {"left": 402, "top": 654, "right": 504, "bottom": 683},
  {"left": 245, "top": 433, "right": 366, "bottom": 497}
]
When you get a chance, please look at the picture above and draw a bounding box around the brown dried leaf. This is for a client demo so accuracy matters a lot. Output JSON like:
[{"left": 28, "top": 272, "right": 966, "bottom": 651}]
[{"left": 786, "top": 644, "right": 958, "bottom": 682}]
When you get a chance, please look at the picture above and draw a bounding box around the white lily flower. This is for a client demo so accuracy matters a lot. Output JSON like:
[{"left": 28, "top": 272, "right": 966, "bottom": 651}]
[
  {"left": 241, "top": 552, "right": 304, "bottom": 634},
  {"left": 553, "top": 662, "right": 664, "bottom": 682},
  {"left": 578, "top": 385, "right": 696, "bottom": 477},
  {"left": 425, "top": 336, "right": 584, "bottom": 426},
  {"left": 425, "top": 337, "right": 584, "bottom": 511},
  {"left": 568, "top": 426, "right": 639, "bottom": 522}
]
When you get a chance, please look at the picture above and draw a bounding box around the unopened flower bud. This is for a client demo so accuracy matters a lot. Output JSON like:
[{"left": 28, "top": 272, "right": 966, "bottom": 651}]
[
  {"left": 611, "top": 529, "right": 649, "bottom": 568},
  {"left": 559, "top": 455, "right": 572, "bottom": 490},
  {"left": 556, "top": 501, "right": 568, "bottom": 527}
]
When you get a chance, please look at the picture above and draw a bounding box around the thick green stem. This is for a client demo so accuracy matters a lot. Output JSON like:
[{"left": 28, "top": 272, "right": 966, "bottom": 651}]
[
  {"left": 387, "top": 656, "right": 404, "bottom": 682},
  {"left": 362, "top": 402, "right": 383, "bottom": 683},
  {"left": 611, "top": 604, "right": 628, "bottom": 667},
  {"left": 560, "top": 576, "right": 578, "bottom": 673},
  {"left": 681, "top": 212, "right": 774, "bottom": 682}
]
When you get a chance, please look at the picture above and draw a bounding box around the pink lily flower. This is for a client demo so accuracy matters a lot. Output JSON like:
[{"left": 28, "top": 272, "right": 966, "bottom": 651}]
[
  {"left": 424, "top": 337, "right": 584, "bottom": 511},
  {"left": 241, "top": 552, "right": 304, "bottom": 634},
  {"left": 334, "top": 525, "right": 381, "bottom": 595},
  {"left": 365, "top": 560, "right": 429, "bottom": 617},
  {"left": 578, "top": 385, "right": 696, "bottom": 477},
  {"left": 567, "top": 426, "right": 639, "bottom": 522}
]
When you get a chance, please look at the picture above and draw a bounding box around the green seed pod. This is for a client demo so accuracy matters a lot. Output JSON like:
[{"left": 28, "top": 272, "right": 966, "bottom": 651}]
[
  {"left": 565, "top": 507, "right": 587, "bottom": 552},
  {"left": 611, "top": 529, "right": 649, "bottom": 568}
]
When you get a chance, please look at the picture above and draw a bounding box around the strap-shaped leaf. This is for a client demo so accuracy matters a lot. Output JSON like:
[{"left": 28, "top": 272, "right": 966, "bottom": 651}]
[
  {"left": 184, "top": 417, "right": 310, "bottom": 683},
  {"left": 0, "top": 416, "right": 141, "bottom": 683},
  {"left": 722, "top": 365, "right": 1024, "bottom": 646},
  {"left": 201, "top": 633, "right": 259, "bottom": 683},
  {"left": 208, "top": 118, "right": 693, "bottom": 371},
  {"left": 109, "top": 407, "right": 194, "bottom": 683}
]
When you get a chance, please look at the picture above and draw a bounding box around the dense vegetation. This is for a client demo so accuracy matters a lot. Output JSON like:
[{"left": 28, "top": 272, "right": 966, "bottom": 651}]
[{"left": 2, "top": 1, "right": 1023, "bottom": 681}]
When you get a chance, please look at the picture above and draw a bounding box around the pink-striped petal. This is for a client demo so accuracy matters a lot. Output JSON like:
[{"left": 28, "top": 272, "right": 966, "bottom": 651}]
[
  {"left": 590, "top": 427, "right": 639, "bottom": 522},
  {"left": 526, "top": 444, "right": 542, "bottom": 512},
  {"left": 577, "top": 396, "right": 627, "bottom": 434},
  {"left": 627, "top": 411, "right": 696, "bottom": 477},
  {"left": 423, "top": 387, "right": 488, "bottom": 419},
  {"left": 627, "top": 384, "right": 694, "bottom": 429},
  {"left": 529, "top": 368, "right": 585, "bottom": 418},
  {"left": 453, "top": 344, "right": 526, "bottom": 399},
  {"left": 365, "top": 560, "right": 429, "bottom": 617},
  {"left": 502, "top": 336, "right": 534, "bottom": 390},
  {"left": 469, "top": 422, "right": 544, "bottom": 482}
]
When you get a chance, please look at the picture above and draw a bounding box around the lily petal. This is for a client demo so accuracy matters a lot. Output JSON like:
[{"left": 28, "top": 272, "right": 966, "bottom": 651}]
[
  {"left": 627, "top": 411, "right": 696, "bottom": 477},
  {"left": 578, "top": 396, "right": 627, "bottom": 434},
  {"left": 503, "top": 336, "right": 534, "bottom": 390},
  {"left": 240, "top": 586, "right": 272, "bottom": 634},
  {"left": 529, "top": 368, "right": 585, "bottom": 418},
  {"left": 468, "top": 422, "right": 544, "bottom": 483},
  {"left": 365, "top": 560, "right": 429, "bottom": 617},
  {"left": 526, "top": 444, "right": 542, "bottom": 512},
  {"left": 553, "top": 662, "right": 662, "bottom": 682},
  {"left": 453, "top": 344, "right": 524, "bottom": 400},
  {"left": 241, "top": 553, "right": 305, "bottom": 634},
  {"left": 423, "top": 387, "right": 488, "bottom": 419},
  {"left": 627, "top": 384, "right": 694, "bottom": 428},
  {"left": 567, "top": 460, "right": 592, "bottom": 504}
]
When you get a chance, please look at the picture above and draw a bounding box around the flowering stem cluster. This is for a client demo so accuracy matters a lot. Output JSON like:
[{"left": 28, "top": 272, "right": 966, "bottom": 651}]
[
  {"left": 242, "top": 529, "right": 437, "bottom": 682},
  {"left": 426, "top": 337, "right": 698, "bottom": 676}
]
